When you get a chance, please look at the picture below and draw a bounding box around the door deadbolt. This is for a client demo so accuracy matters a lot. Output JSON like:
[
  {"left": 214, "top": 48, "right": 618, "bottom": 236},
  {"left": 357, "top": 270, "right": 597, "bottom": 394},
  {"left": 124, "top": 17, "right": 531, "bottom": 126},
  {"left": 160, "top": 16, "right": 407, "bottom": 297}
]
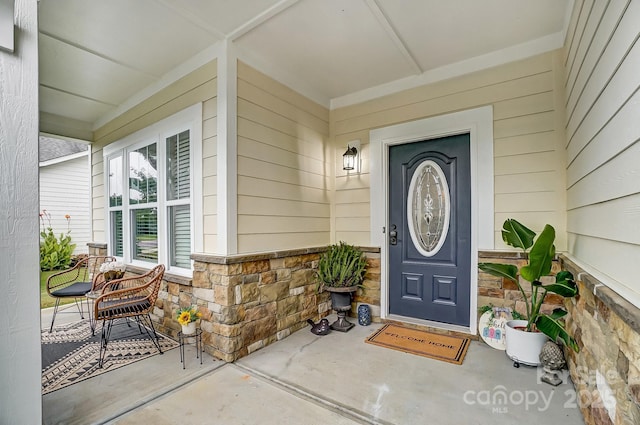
[{"left": 389, "top": 224, "right": 397, "bottom": 245}]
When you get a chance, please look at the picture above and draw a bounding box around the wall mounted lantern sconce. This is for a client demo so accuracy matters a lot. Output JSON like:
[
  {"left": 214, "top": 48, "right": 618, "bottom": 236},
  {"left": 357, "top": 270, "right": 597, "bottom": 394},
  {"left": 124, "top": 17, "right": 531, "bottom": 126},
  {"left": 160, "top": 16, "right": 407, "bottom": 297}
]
[{"left": 342, "top": 140, "right": 361, "bottom": 173}]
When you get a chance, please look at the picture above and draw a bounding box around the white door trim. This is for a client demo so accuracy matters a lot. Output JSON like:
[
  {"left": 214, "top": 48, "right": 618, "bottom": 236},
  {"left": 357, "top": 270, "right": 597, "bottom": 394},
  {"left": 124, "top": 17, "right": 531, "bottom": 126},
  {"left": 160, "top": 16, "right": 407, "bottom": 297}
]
[{"left": 369, "top": 106, "right": 494, "bottom": 335}]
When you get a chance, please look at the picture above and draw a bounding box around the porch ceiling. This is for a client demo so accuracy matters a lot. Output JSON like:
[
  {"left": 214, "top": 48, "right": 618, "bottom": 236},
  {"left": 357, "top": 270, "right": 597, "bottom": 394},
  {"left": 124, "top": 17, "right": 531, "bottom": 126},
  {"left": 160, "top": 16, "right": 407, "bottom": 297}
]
[{"left": 38, "top": 0, "right": 572, "bottom": 140}]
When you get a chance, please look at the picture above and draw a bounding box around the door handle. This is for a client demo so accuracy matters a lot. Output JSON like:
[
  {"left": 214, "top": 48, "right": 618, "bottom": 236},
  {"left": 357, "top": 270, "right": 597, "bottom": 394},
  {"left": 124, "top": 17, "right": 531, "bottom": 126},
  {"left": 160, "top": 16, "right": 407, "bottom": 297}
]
[{"left": 389, "top": 224, "right": 397, "bottom": 245}]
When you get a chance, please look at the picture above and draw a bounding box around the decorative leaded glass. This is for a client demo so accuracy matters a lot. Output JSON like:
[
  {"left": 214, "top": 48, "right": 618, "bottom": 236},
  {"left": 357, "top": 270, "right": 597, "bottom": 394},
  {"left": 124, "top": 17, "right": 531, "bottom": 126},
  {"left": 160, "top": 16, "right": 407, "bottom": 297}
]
[{"left": 407, "top": 160, "right": 450, "bottom": 257}]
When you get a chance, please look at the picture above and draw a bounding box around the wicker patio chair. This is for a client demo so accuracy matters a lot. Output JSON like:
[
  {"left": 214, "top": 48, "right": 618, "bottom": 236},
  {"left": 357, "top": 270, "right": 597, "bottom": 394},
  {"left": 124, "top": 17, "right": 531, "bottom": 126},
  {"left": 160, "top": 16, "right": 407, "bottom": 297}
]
[
  {"left": 46, "top": 255, "right": 116, "bottom": 332},
  {"left": 94, "top": 264, "right": 165, "bottom": 367}
]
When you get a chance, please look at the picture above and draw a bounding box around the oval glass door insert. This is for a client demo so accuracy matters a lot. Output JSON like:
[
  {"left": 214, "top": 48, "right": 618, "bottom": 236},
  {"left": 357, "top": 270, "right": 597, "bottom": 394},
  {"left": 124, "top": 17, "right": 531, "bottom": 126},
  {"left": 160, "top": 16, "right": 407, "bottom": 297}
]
[{"left": 407, "top": 159, "right": 450, "bottom": 257}]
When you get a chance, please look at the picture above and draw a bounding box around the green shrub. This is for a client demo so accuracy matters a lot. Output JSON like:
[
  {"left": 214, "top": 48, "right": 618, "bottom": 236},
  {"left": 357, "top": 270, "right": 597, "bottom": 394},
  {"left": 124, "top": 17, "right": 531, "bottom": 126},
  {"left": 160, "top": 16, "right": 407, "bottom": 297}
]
[{"left": 39, "top": 210, "right": 76, "bottom": 271}]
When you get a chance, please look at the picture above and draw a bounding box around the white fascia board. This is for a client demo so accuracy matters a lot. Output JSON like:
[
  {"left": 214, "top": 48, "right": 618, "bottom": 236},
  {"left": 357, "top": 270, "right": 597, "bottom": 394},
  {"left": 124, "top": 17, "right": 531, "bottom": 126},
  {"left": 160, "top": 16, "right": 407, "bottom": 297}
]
[{"left": 331, "top": 32, "right": 565, "bottom": 110}]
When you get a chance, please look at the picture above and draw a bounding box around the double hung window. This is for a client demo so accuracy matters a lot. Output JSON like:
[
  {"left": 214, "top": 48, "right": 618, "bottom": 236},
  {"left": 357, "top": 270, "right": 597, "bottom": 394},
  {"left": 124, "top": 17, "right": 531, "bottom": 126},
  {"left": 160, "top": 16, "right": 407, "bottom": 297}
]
[{"left": 105, "top": 107, "right": 200, "bottom": 275}]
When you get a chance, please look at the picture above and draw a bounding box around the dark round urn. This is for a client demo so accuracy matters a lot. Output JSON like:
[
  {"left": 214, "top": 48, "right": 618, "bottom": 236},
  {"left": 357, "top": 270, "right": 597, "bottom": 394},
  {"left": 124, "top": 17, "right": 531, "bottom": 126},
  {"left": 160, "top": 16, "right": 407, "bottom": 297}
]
[{"left": 324, "top": 285, "right": 357, "bottom": 332}]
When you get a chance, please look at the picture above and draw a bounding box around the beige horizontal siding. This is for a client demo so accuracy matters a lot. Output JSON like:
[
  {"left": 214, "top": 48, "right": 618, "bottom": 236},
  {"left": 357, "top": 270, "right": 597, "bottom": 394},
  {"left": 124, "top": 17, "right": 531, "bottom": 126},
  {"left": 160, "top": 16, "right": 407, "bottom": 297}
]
[
  {"left": 238, "top": 176, "right": 329, "bottom": 204},
  {"left": 238, "top": 233, "right": 328, "bottom": 253},
  {"left": 567, "top": 194, "right": 640, "bottom": 245},
  {"left": 238, "top": 195, "right": 329, "bottom": 218},
  {"left": 334, "top": 231, "right": 370, "bottom": 247},
  {"left": 238, "top": 216, "right": 329, "bottom": 234},
  {"left": 567, "top": 233, "right": 640, "bottom": 302},
  {"left": 238, "top": 137, "right": 326, "bottom": 175},
  {"left": 331, "top": 51, "right": 567, "bottom": 249},
  {"left": 564, "top": 0, "right": 640, "bottom": 302},
  {"left": 333, "top": 72, "right": 554, "bottom": 136},
  {"left": 567, "top": 142, "right": 640, "bottom": 210},
  {"left": 236, "top": 62, "right": 330, "bottom": 253},
  {"left": 567, "top": 89, "right": 640, "bottom": 188},
  {"left": 238, "top": 156, "right": 330, "bottom": 190},
  {"left": 494, "top": 132, "right": 557, "bottom": 157}
]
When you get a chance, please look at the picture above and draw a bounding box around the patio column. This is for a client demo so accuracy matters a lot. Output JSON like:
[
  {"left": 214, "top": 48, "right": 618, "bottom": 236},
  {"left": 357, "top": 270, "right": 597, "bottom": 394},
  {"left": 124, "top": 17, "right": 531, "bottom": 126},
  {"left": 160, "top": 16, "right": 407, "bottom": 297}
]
[
  {"left": 0, "top": 0, "right": 42, "bottom": 423},
  {"left": 216, "top": 40, "right": 238, "bottom": 255}
]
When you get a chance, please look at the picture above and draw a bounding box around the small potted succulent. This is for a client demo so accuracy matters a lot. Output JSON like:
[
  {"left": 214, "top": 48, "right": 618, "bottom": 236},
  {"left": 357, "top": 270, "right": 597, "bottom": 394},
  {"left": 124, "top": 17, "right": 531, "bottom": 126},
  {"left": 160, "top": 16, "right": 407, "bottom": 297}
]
[
  {"left": 478, "top": 219, "right": 579, "bottom": 366},
  {"left": 315, "top": 242, "right": 367, "bottom": 332}
]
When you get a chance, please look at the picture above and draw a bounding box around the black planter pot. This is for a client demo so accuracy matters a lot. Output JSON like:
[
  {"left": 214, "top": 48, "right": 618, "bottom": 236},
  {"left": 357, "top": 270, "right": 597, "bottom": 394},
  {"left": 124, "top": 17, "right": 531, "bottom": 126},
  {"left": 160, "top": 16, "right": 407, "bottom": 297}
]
[{"left": 324, "top": 286, "right": 357, "bottom": 332}]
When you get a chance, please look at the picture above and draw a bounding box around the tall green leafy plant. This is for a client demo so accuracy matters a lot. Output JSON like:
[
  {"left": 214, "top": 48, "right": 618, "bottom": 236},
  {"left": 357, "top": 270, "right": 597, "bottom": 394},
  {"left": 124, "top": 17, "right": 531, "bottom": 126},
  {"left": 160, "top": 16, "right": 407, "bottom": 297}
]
[
  {"left": 316, "top": 242, "right": 367, "bottom": 289},
  {"left": 478, "top": 219, "right": 579, "bottom": 352},
  {"left": 39, "top": 210, "right": 76, "bottom": 271}
]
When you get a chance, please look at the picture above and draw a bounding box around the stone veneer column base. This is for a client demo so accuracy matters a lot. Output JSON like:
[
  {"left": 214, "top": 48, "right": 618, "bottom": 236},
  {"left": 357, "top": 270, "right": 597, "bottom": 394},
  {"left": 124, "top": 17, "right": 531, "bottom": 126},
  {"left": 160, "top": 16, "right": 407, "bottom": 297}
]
[
  {"left": 87, "top": 242, "right": 107, "bottom": 256},
  {"left": 181, "top": 247, "right": 381, "bottom": 362}
]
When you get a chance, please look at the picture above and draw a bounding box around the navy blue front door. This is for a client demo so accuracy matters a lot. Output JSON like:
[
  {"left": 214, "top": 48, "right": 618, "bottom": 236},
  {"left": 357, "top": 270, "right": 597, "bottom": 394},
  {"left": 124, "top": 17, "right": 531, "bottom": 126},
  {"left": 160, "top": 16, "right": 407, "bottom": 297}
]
[{"left": 388, "top": 134, "right": 471, "bottom": 326}]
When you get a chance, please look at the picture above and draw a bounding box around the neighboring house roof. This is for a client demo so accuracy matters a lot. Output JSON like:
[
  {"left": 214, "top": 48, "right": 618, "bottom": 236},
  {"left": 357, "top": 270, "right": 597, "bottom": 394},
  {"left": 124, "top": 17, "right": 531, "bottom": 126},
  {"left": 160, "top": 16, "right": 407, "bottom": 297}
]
[{"left": 39, "top": 136, "right": 88, "bottom": 163}]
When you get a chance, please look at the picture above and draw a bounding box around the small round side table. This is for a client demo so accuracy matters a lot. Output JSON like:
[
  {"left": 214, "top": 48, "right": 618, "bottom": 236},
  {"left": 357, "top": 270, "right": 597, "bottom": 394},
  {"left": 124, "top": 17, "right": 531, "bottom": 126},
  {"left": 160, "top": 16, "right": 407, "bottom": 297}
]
[{"left": 178, "top": 328, "right": 203, "bottom": 369}]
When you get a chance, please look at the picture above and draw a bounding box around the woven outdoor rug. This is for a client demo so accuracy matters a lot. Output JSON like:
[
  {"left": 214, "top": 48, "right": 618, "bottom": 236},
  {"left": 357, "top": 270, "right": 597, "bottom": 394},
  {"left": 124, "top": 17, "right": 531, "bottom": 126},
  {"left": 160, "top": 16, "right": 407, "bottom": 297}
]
[
  {"left": 365, "top": 324, "right": 470, "bottom": 365},
  {"left": 42, "top": 320, "right": 178, "bottom": 395}
]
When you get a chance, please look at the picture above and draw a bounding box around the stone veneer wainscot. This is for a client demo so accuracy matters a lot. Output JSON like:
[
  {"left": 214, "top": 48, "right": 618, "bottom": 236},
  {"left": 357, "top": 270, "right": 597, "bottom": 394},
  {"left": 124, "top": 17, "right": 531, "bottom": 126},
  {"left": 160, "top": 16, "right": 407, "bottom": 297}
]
[
  {"left": 187, "top": 247, "right": 381, "bottom": 361},
  {"left": 89, "top": 243, "right": 381, "bottom": 362}
]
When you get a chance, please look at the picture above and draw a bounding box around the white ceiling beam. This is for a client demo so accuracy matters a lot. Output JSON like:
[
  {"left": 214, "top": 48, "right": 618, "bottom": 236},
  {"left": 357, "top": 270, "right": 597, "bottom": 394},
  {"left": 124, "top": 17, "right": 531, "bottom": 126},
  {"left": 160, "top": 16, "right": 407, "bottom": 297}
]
[
  {"left": 154, "top": 0, "right": 226, "bottom": 40},
  {"left": 39, "top": 31, "right": 159, "bottom": 79},
  {"left": 226, "top": 0, "right": 301, "bottom": 41},
  {"left": 39, "top": 83, "right": 118, "bottom": 107},
  {"left": 364, "top": 0, "right": 422, "bottom": 75}
]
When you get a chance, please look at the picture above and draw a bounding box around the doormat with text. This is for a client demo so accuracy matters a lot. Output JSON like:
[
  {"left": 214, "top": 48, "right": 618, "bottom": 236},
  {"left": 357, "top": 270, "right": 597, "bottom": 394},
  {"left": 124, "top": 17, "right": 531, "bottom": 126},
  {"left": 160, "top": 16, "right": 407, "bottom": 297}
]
[{"left": 365, "top": 324, "right": 470, "bottom": 365}]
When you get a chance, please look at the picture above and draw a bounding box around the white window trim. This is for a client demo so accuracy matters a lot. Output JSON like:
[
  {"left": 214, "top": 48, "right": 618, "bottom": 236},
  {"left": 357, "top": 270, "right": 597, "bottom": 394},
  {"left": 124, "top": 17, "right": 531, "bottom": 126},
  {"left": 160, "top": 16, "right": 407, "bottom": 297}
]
[{"left": 103, "top": 104, "right": 203, "bottom": 276}]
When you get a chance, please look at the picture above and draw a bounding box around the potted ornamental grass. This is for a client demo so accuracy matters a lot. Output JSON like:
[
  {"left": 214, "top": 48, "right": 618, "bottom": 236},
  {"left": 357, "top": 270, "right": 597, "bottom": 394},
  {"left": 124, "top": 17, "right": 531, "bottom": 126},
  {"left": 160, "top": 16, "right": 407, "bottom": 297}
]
[
  {"left": 478, "top": 219, "right": 579, "bottom": 366},
  {"left": 315, "top": 242, "right": 367, "bottom": 332}
]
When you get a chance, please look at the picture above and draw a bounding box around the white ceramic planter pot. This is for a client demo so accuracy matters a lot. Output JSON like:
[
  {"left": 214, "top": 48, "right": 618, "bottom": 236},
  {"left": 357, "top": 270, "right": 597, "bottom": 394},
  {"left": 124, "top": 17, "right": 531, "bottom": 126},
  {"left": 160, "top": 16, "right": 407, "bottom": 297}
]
[
  {"left": 181, "top": 322, "right": 196, "bottom": 335},
  {"left": 504, "top": 319, "right": 549, "bottom": 366}
]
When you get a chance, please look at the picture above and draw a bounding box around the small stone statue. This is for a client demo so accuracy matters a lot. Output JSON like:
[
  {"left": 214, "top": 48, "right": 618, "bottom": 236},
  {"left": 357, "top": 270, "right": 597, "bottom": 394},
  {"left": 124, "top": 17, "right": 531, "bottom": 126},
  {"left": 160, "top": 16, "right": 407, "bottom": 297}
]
[
  {"left": 539, "top": 340, "right": 566, "bottom": 386},
  {"left": 307, "top": 318, "right": 331, "bottom": 336}
]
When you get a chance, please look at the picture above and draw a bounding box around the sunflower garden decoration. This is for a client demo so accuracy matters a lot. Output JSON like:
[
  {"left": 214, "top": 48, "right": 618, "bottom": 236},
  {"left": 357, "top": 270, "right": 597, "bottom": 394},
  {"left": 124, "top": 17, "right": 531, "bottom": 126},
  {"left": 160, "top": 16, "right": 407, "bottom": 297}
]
[{"left": 176, "top": 305, "right": 201, "bottom": 335}]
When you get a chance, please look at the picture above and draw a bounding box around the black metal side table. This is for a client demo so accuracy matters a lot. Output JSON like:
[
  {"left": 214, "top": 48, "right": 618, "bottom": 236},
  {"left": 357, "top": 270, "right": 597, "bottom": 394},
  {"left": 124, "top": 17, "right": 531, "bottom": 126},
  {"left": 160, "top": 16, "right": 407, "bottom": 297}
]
[{"left": 178, "top": 328, "right": 203, "bottom": 369}]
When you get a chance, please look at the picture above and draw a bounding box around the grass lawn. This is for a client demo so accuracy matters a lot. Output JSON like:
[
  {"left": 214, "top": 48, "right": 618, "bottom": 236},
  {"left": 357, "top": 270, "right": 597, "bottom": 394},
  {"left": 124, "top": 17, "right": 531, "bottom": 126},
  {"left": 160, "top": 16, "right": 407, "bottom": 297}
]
[{"left": 40, "top": 270, "right": 75, "bottom": 309}]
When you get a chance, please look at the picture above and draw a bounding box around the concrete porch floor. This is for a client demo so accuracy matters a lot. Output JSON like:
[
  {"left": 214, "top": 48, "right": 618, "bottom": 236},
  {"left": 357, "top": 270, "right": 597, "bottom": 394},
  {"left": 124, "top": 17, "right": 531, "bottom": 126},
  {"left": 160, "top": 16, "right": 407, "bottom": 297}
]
[{"left": 42, "top": 306, "right": 585, "bottom": 424}]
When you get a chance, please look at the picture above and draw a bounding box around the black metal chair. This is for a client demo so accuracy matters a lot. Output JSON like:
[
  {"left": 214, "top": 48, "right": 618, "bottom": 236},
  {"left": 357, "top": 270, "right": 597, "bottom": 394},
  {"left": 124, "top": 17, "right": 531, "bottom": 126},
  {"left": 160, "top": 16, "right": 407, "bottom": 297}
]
[
  {"left": 94, "top": 264, "right": 165, "bottom": 367},
  {"left": 46, "top": 256, "right": 116, "bottom": 332}
]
